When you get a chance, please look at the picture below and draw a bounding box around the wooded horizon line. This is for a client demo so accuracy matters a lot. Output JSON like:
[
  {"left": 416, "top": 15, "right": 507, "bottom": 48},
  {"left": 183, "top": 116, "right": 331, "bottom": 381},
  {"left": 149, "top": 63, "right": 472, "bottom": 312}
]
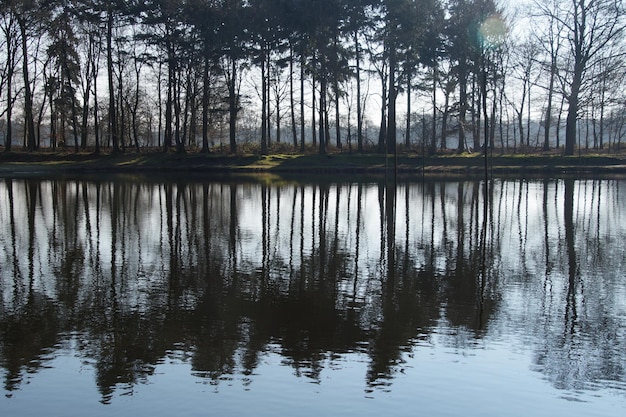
[{"left": 1, "top": 1, "right": 625, "bottom": 156}]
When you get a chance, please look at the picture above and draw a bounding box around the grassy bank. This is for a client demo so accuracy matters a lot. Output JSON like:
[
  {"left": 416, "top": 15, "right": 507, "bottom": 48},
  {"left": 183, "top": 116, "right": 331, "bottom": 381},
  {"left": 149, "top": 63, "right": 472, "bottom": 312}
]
[{"left": 1, "top": 149, "right": 626, "bottom": 178}]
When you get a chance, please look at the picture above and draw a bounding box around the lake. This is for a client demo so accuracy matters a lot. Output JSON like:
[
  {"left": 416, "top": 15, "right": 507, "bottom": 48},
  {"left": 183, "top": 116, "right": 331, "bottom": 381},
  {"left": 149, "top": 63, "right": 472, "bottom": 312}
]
[{"left": 0, "top": 176, "right": 625, "bottom": 416}]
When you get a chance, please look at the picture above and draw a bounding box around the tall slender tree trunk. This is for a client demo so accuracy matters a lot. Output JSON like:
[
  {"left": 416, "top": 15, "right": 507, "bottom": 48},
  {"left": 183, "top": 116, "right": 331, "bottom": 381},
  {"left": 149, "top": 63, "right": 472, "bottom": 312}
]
[
  {"left": 457, "top": 64, "right": 467, "bottom": 153},
  {"left": 565, "top": 67, "right": 583, "bottom": 155},
  {"left": 50, "top": 87, "right": 57, "bottom": 149},
  {"left": 70, "top": 86, "right": 80, "bottom": 153},
  {"left": 93, "top": 62, "right": 100, "bottom": 154},
  {"left": 599, "top": 71, "right": 607, "bottom": 149},
  {"left": 335, "top": 78, "right": 341, "bottom": 149},
  {"left": 300, "top": 51, "right": 306, "bottom": 152},
  {"left": 81, "top": 82, "right": 91, "bottom": 150},
  {"left": 378, "top": 95, "right": 387, "bottom": 153},
  {"left": 431, "top": 64, "right": 437, "bottom": 152},
  {"left": 312, "top": 74, "right": 317, "bottom": 146},
  {"left": 164, "top": 51, "right": 173, "bottom": 152},
  {"left": 81, "top": 32, "right": 95, "bottom": 150},
  {"left": 275, "top": 86, "right": 281, "bottom": 144},
  {"left": 441, "top": 82, "right": 451, "bottom": 150},
  {"left": 157, "top": 61, "right": 163, "bottom": 148},
  {"left": 355, "top": 31, "right": 363, "bottom": 153},
  {"left": 481, "top": 59, "right": 489, "bottom": 155},
  {"left": 406, "top": 78, "right": 411, "bottom": 149},
  {"left": 266, "top": 51, "right": 271, "bottom": 148},
  {"left": 544, "top": 60, "right": 556, "bottom": 151},
  {"left": 18, "top": 18, "right": 36, "bottom": 151},
  {"left": 290, "top": 45, "right": 298, "bottom": 149},
  {"left": 386, "top": 46, "right": 397, "bottom": 154},
  {"left": 378, "top": 67, "right": 387, "bottom": 153},
  {"left": 174, "top": 64, "right": 185, "bottom": 153},
  {"left": 107, "top": 9, "right": 119, "bottom": 153},
  {"left": 228, "top": 57, "right": 237, "bottom": 154},
  {"left": 472, "top": 73, "right": 481, "bottom": 151},
  {"left": 261, "top": 51, "right": 267, "bottom": 154},
  {"left": 5, "top": 37, "right": 14, "bottom": 151},
  {"left": 319, "top": 74, "right": 326, "bottom": 155},
  {"left": 202, "top": 54, "right": 210, "bottom": 152}
]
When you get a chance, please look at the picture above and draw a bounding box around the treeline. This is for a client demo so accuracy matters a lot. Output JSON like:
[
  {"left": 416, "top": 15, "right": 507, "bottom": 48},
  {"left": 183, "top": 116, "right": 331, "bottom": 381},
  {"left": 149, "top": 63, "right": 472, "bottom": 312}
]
[{"left": 1, "top": 0, "right": 625, "bottom": 156}]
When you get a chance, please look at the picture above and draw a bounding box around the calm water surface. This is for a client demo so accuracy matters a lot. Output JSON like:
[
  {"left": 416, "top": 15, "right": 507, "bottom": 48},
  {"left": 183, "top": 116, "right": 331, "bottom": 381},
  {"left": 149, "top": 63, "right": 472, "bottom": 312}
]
[{"left": 0, "top": 177, "right": 625, "bottom": 416}]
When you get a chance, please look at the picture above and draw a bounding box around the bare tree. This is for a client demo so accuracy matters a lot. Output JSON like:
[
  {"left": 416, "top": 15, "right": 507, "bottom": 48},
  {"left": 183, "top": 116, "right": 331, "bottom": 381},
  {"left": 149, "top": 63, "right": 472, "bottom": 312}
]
[
  {"left": 531, "top": 0, "right": 565, "bottom": 151},
  {"left": 535, "top": 0, "right": 626, "bottom": 155}
]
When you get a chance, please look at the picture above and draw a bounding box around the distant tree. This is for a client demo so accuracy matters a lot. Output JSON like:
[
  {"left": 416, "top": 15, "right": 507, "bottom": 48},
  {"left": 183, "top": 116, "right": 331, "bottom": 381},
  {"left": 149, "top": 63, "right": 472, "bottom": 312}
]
[
  {"left": 508, "top": 39, "right": 540, "bottom": 150},
  {"left": 535, "top": 0, "right": 626, "bottom": 155},
  {"left": 530, "top": 0, "right": 564, "bottom": 151}
]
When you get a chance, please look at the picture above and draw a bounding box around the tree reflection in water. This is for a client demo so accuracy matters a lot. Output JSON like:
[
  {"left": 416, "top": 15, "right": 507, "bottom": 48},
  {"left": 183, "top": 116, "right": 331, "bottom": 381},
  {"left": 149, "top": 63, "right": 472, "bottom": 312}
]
[{"left": 0, "top": 177, "right": 625, "bottom": 403}]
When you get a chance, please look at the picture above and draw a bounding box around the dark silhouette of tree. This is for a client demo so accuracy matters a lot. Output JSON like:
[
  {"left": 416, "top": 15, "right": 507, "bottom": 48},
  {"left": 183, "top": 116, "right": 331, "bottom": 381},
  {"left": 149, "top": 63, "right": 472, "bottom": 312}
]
[
  {"left": 381, "top": 0, "right": 438, "bottom": 153},
  {"left": 344, "top": 0, "right": 377, "bottom": 153},
  {"left": 214, "top": 0, "right": 251, "bottom": 154},
  {"left": 445, "top": 0, "right": 500, "bottom": 153},
  {"left": 9, "top": 0, "right": 43, "bottom": 151},
  {"left": 47, "top": 0, "right": 82, "bottom": 152},
  {"left": 0, "top": 6, "right": 19, "bottom": 151}
]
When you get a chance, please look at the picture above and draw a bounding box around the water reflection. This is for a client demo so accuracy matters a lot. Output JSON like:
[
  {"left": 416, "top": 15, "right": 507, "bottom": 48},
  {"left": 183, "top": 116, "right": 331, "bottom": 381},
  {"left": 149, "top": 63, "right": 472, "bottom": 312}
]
[{"left": 0, "top": 177, "right": 625, "bottom": 404}]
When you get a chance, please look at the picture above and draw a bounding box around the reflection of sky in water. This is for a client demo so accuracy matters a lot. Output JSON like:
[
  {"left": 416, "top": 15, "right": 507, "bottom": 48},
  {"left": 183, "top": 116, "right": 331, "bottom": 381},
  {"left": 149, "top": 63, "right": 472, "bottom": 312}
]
[
  {"left": 2, "top": 333, "right": 622, "bottom": 417},
  {"left": 0, "top": 178, "right": 625, "bottom": 415}
]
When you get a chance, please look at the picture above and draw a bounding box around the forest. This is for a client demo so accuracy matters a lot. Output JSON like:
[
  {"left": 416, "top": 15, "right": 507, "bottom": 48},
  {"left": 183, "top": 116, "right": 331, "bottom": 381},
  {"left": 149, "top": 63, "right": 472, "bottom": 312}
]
[{"left": 1, "top": 0, "right": 625, "bottom": 157}]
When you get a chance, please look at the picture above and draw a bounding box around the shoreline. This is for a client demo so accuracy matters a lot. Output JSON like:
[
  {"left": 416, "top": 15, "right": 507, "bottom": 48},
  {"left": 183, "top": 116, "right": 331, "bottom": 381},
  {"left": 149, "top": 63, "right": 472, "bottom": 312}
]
[{"left": 1, "top": 150, "right": 626, "bottom": 179}]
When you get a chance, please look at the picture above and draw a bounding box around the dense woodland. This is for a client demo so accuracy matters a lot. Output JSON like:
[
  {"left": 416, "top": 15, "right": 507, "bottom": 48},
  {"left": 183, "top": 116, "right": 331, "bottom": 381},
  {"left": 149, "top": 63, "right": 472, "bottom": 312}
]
[{"left": 0, "top": 0, "right": 625, "bottom": 156}]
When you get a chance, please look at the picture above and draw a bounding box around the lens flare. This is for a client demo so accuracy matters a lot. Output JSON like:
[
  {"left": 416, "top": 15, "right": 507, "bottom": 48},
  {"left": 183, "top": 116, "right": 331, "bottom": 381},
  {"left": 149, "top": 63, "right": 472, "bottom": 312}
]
[{"left": 479, "top": 15, "right": 507, "bottom": 48}]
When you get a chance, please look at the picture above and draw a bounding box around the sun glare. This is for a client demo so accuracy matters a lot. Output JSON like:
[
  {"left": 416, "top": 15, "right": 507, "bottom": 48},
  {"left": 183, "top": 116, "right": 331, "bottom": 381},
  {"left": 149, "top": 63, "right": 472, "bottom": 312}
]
[{"left": 479, "top": 15, "right": 507, "bottom": 48}]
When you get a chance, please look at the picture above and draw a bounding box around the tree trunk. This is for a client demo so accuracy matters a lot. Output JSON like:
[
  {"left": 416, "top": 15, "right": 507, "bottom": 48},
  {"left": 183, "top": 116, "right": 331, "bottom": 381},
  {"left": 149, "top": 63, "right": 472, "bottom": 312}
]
[
  {"left": 406, "top": 76, "right": 412, "bottom": 149},
  {"left": 290, "top": 45, "right": 298, "bottom": 149},
  {"left": 457, "top": 64, "right": 467, "bottom": 153},
  {"left": 431, "top": 65, "right": 437, "bottom": 152},
  {"left": 202, "top": 54, "right": 210, "bottom": 152},
  {"left": 300, "top": 51, "right": 306, "bottom": 152},
  {"left": 565, "top": 68, "right": 582, "bottom": 155},
  {"left": 441, "top": 83, "right": 450, "bottom": 150},
  {"left": 319, "top": 74, "right": 326, "bottom": 155},
  {"left": 335, "top": 78, "right": 341, "bottom": 149},
  {"left": 173, "top": 63, "right": 184, "bottom": 153},
  {"left": 355, "top": 31, "right": 363, "bottom": 153},
  {"left": 18, "top": 18, "right": 36, "bottom": 152},
  {"left": 164, "top": 54, "right": 173, "bottom": 152},
  {"left": 378, "top": 68, "right": 387, "bottom": 153},
  {"left": 472, "top": 73, "right": 481, "bottom": 151},
  {"left": 266, "top": 51, "right": 271, "bottom": 148},
  {"left": 228, "top": 57, "right": 237, "bottom": 154},
  {"left": 386, "top": 46, "right": 397, "bottom": 154},
  {"left": 93, "top": 62, "right": 100, "bottom": 154},
  {"left": 5, "top": 37, "right": 14, "bottom": 152},
  {"left": 544, "top": 59, "right": 556, "bottom": 151},
  {"left": 312, "top": 74, "right": 316, "bottom": 146},
  {"left": 107, "top": 9, "right": 119, "bottom": 153},
  {"left": 261, "top": 52, "right": 267, "bottom": 153}
]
